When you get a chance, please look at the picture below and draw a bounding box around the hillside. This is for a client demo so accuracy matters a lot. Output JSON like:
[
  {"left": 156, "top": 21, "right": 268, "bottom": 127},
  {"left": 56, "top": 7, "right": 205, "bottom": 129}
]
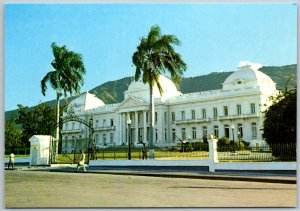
[{"left": 5, "top": 64, "right": 297, "bottom": 120}]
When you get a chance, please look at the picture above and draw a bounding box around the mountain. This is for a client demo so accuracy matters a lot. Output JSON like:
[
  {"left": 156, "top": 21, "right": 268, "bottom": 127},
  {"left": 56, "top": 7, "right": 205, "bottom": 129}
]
[
  {"left": 5, "top": 64, "right": 297, "bottom": 120},
  {"left": 89, "top": 64, "right": 297, "bottom": 103}
]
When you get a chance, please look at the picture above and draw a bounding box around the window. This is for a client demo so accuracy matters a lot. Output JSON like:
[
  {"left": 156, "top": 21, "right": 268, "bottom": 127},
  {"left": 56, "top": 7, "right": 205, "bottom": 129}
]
[
  {"left": 172, "top": 129, "right": 176, "bottom": 142},
  {"left": 155, "top": 112, "right": 158, "bottom": 124},
  {"left": 96, "top": 134, "right": 99, "bottom": 145},
  {"left": 181, "top": 128, "right": 186, "bottom": 141},
  {"left": 147, "top": 127, "right": 149, "bottom": 140},
  {"left": 237, "top": 123, "right": 243, "bottom": 139},
  {"left": 146, "top": 112, "right": 149, "bottom": 123},
  {"left": 164, "top": 128, "right": 167, "bottom": 141},
  {"left": 250, "top": 103, "right": 256, "bottom": 114},
  {"left": 72, "top": 122, "right": 75, "bottom": 130},
  {"left": 202, "top": 126, "right": 207, "bottom": 139},
  {"left": 155, "top": 129, "right": 158, "bottom": 141},
  {"left": 65, "top": 123, "right": 68, "bottom": 130},
  {"left": 237, "top": 104, "right": 242, "bottom": 115},
  {"left": 192, "top": 127, "right": 197, "bottom": 139},
  {"left": 214, "top": 125, "right": 219, "bottom": 138},
  {"left": 103, "top": 134, "right": 106, "bottom": 145},
  {"left": 224, "top": 106, "right": 228, "bottom": 116},
  {"left": 110, "top": 119, "right": 114, "bottom": 126},
  {"left": 251, "top": 122, "right": 257, "bottom": 138},
  {"left": 95, "top": 120, "right": 99, "bottom": 128},
  {"left": 110, "top": 133, "right": 114, "bottom": 144},
  {"left": 202, "top": 109, "right": 206, "bottom": 119},
  {"left": 103, "top": 119, "right": 106, "bottom": 127},
  {"left": 224, "top": 124, "right": 230, "bottom": 138},
  {"left": 181, "top": 111, "right": 185, "bottom": 120},
  {"left": 164, "top": 112, "right": 167, "bottom": 124},
  {"left": 191, "top": 110, "right": 195, "bottom": 120},
  {"left": 138, "top": 128, "right": 143, "bottom": 142},
  {"left": 171, "top": 112, "right": 175, "bottom": 123},
  {"left": 213, "top": 107, "right": 218, "bottom": 119}
]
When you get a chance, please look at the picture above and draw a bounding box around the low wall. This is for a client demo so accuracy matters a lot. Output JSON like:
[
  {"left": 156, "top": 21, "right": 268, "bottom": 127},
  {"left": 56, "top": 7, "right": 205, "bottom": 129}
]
[
  {"left": 88, "top": 159, "right": 296, "bottom": 172},
  {"left": 89, "top": 159, "right": 210, "bottom": 167},
  {"left": 215, "top": 162, "right": 297, "bottom": 171}
]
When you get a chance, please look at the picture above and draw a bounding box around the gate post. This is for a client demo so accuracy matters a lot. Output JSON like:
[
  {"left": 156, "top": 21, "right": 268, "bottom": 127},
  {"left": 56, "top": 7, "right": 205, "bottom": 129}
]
[{"left": 208, "top": 134, "right": 219, "bottom": 172}]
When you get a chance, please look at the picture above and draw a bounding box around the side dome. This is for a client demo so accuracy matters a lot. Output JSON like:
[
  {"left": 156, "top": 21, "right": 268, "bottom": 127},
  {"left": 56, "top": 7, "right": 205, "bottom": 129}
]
[
  {"left": 222, "top": 62, "right": 276, "bottom": 95},
  {"left": 125, "top": 75, "right": 181, "bottom": 102}
]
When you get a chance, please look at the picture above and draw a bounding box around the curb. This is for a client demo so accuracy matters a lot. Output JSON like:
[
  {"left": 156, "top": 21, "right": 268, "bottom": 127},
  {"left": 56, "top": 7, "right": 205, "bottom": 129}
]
[{"left": 48, "top": 169, "right": 297, "bottom": 184}]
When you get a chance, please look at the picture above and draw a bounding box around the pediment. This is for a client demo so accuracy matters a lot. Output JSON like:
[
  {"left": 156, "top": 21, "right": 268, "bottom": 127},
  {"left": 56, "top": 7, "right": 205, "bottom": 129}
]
[{"left": 118, "top": 96, "right": 147, "bottom": 109}]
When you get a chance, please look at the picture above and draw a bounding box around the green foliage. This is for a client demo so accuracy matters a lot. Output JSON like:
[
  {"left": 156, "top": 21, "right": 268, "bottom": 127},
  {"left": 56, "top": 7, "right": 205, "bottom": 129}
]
[
  {"left": 262, "top": 88, "right": 296, "bottom": 144},
  {"left": 269, "top": 143, "right": 296, "bottom": 161},
  {"left": 217, "top": 137, "right": 248, "bottom": 151},
  {"left": 41, "top": 42, "right": 86, "bottom": 97},
  {"left": 190, "top": 142, "right": 208, "bottom": 151},
  {"left": 5, "top": 116, "right": 22, "bottom": 150},
  {"left": 218, "top": 136, "right": 230, "bottom": 146},
  {"left": 16, "top": 103, "right": 57, "bottom": 147},
  {"left": 262, "top": 87, "right": 296, "bottom": 160}
]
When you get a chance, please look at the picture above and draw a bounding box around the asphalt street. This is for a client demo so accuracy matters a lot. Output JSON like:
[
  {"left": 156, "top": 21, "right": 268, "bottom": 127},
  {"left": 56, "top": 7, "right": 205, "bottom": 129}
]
[{"left": 4, "top": 166, "right": 297, "bottom": 208}]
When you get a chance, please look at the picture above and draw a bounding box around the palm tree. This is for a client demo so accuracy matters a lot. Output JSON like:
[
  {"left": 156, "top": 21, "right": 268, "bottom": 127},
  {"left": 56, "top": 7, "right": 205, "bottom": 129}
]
[
  {"left": 41, "top": 42, "right": 86, "bottom": 162},
  {"left": 132, "top": 25, "right": 187, "bottom": 150}
]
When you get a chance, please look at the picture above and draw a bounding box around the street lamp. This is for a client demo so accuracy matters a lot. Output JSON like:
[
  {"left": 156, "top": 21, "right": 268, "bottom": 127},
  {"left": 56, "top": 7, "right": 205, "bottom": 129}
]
[
  {"left": 89, "top": 116, "right": 93, "bottom": 161},
  {"left": 237, "top": 131, "right": 241, "bottom": 148},
  {"left": 231, "top": 124, "right": 235, "bottom": 142},
  {"left": 127, "top": 116, "right": 132, "bottom": 160},
  {"left": 231, "top": 124, "right": 235, "bottom": 153}
]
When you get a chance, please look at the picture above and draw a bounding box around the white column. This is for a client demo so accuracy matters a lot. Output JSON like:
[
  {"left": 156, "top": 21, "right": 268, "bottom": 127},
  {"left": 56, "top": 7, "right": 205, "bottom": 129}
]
[
  {"left": 135, "top": 111, "right": 138, "bottom": 144},
  {"left": 208, "top": 134, "right": 219, "bottom": 172},
  {"left": 121, "top": 113, "right": 125, "bottom": 144},
  {"left": 143, "top": 111, "right": 147, "bottom": 143}
]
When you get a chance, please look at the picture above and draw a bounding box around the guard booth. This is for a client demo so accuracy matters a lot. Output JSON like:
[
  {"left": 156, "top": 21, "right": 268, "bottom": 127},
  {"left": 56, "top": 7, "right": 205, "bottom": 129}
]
[{"left": 28, "top": 135, "right": 53, "bottom": 166}]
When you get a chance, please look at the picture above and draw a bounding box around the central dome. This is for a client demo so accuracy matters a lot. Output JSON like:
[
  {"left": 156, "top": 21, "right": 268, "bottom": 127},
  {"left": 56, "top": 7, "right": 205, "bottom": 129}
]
[
  {"left": 125, "top": 75, "right": 181, "bottom": 101},
  {"left": 222, "top": 62, "right": 276, "bottom": 94}
]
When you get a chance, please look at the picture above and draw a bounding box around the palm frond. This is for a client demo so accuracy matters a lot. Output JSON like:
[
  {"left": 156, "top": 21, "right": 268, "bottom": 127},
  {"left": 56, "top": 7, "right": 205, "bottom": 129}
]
[{"left": 41, "top": 43, "right": 86, "bottom": 98}]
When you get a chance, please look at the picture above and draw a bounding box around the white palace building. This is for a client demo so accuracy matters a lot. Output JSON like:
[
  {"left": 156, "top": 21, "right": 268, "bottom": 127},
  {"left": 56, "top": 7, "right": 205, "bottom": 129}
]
[{"left": 61, "top": 62, "right": 277, "bottom": 153}]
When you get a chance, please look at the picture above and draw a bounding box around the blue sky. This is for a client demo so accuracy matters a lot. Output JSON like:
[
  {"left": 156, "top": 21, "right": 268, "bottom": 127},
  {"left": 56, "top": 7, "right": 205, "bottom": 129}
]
[{"left": 5, "top": 3, "right": 297, "bottom": 111}]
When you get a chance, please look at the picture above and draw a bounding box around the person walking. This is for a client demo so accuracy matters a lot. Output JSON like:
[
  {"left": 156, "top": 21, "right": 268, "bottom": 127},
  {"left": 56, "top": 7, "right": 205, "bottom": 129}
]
[
  {"left": 142, "top": 143, "right": 147, "bottom": 160},
  {"left": 76, "top": 149, "right": 86, "bottom": 172},
  {"left": 8, "top": 152, "right": 15, "bottom": 170}
]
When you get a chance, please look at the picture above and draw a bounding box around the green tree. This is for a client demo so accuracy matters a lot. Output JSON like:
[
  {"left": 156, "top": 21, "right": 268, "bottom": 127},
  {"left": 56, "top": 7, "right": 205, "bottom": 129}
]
[
  {"left": 262, "top": 88, "right": 296, "bottom": 160},
  {"left": 16, "top": 103, "right": 57, "bottom": 147},
  {"left": 132, "top": 25, "right": 186, "bottom": 149},
  {"left": 5, "top": 117, "right": 22, "bottom": 152},
  {"left": 41, "top": 42, "right": 86, "bottom": 161}
]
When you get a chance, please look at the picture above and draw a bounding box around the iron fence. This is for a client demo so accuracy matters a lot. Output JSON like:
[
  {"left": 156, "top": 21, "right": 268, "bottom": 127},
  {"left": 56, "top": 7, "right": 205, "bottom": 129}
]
[
  {"left": 5, "top": 148, "right": 30, "bottom": 155},
  {"left": 56, "top": 142, "right": 296, "bottom": 163},
  {"left": 217, "top": 143, "right": 296, "bottom": 162},
  {"left": 93, "top": 144, "right": 209, "bottom": 160}
]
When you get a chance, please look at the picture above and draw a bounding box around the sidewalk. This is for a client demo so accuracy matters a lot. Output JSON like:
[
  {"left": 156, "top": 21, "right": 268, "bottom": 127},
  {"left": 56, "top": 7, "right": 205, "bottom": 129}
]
[
  {"left": 5, "top": 157, "right": 296, "bottom": 184},
  {"left": 24, "top": 165, "right": 297, "bottom": 184}
]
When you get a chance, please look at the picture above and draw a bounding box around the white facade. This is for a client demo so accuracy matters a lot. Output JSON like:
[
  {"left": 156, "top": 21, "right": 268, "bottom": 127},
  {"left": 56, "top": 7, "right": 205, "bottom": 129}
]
[{"left": 61, "top": 63, "right": 277, "bottom": 153}]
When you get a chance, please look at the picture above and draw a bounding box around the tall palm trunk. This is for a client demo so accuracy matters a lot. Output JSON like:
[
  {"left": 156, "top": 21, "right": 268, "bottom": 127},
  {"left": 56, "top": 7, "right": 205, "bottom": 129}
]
[
  {"left": 54, "top": 92, "right": 60, "bottom": 162},
  {"left": 149, "top": 84, "right": 154, "bottom": 148}
]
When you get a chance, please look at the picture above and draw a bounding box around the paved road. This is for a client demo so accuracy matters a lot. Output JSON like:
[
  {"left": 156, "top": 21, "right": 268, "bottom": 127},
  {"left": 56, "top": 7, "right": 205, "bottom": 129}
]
[{"left": 5, "top": 170, "right": 297, "bottom": 208}]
